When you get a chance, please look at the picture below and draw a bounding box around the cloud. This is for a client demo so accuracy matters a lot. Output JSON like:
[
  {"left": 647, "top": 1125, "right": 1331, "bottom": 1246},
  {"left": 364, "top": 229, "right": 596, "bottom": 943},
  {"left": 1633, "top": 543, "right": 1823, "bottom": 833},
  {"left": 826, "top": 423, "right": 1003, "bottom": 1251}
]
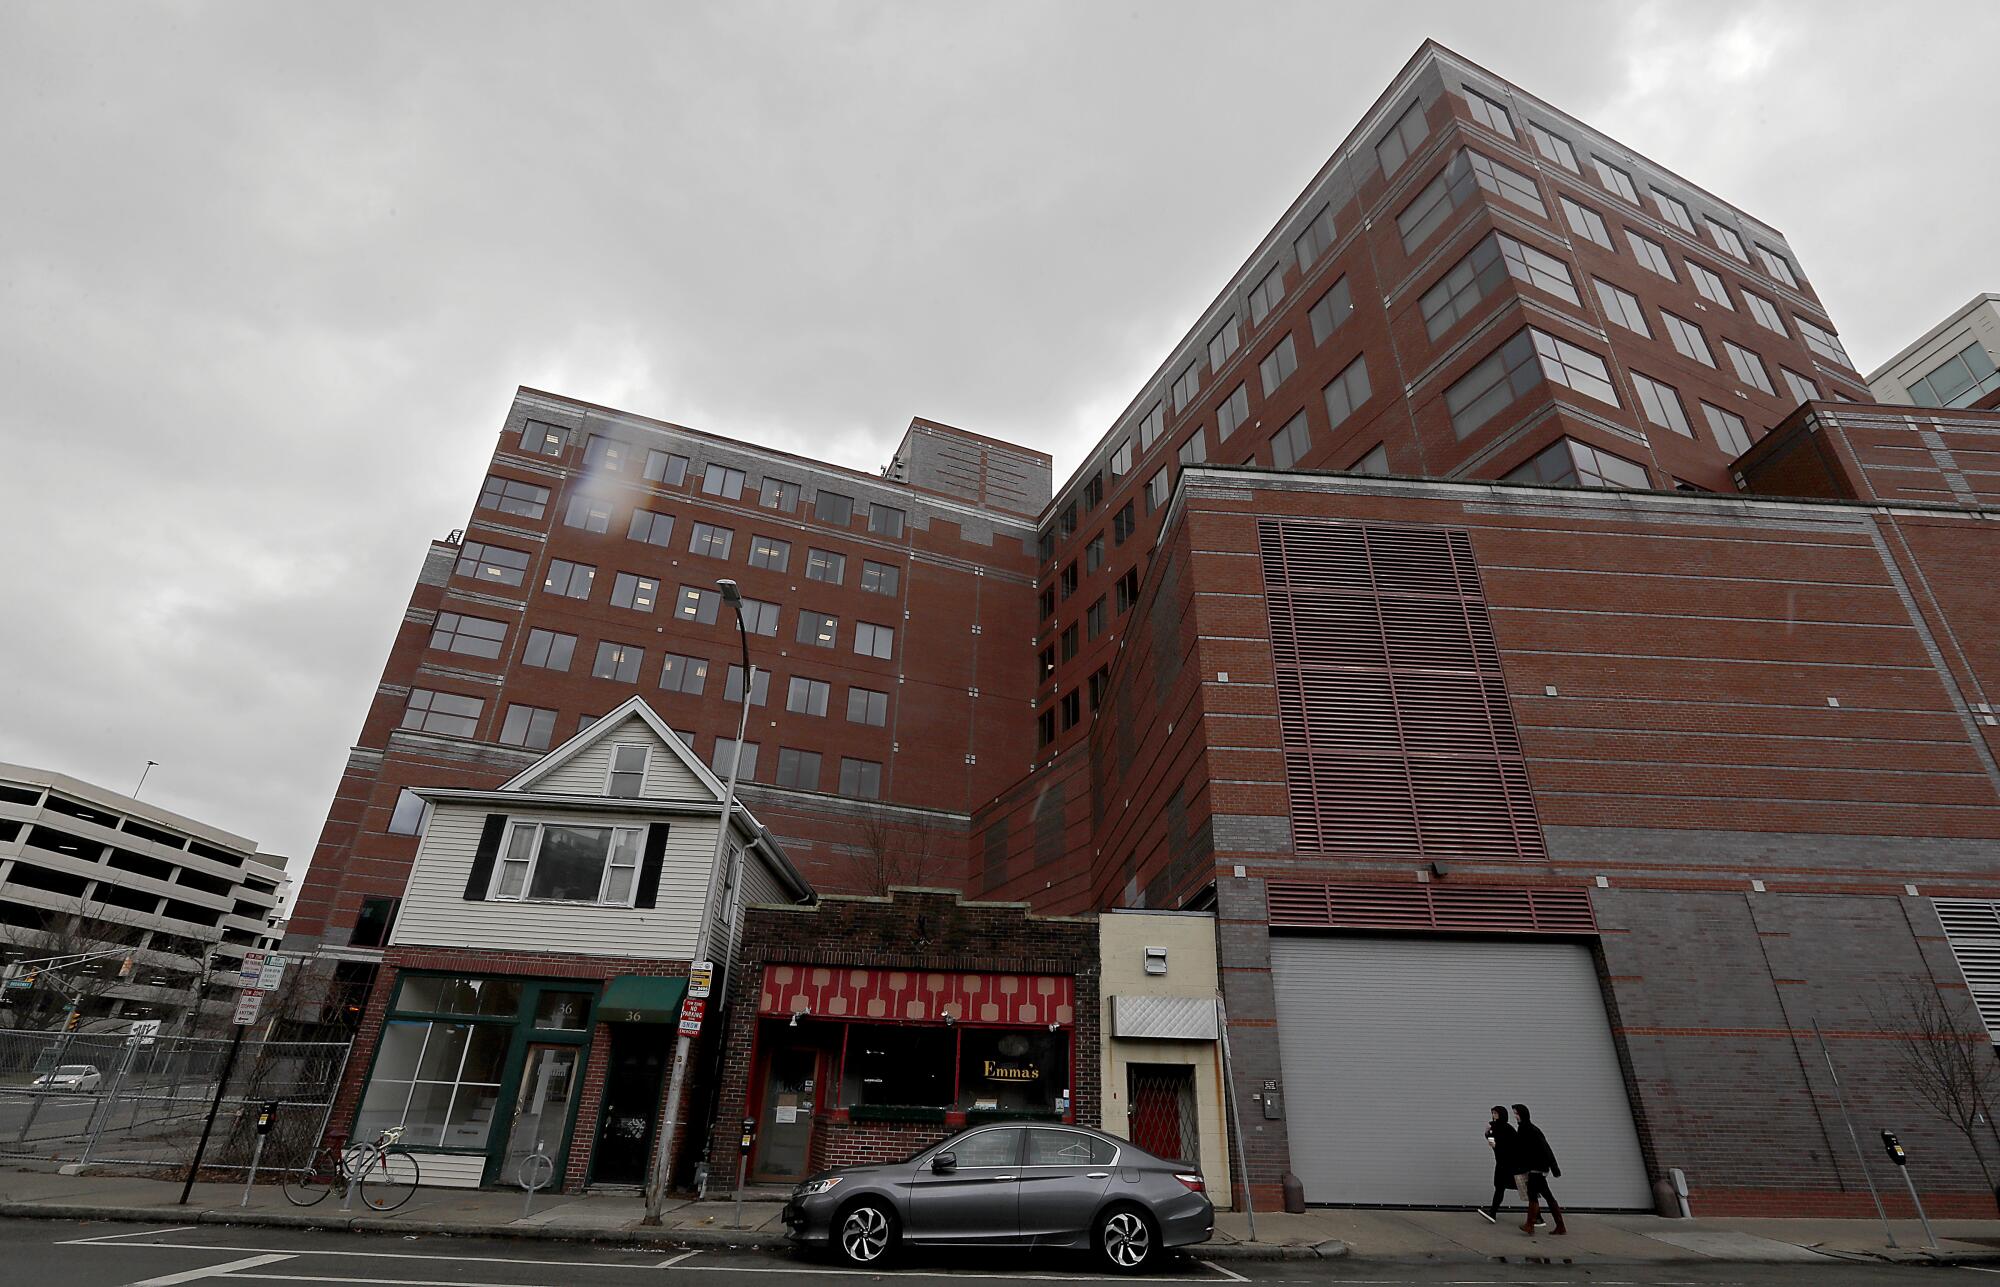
[{"left": 0, "top": 1, "right": 1994, "bottom": 898}]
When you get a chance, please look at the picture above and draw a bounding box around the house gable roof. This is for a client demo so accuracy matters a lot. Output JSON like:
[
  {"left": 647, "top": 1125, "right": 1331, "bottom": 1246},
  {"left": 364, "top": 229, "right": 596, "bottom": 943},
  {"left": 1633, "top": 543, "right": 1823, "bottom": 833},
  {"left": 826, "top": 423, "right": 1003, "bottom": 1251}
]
[{"left": 499, "top": 695, "right": 728, "bottom": 802}]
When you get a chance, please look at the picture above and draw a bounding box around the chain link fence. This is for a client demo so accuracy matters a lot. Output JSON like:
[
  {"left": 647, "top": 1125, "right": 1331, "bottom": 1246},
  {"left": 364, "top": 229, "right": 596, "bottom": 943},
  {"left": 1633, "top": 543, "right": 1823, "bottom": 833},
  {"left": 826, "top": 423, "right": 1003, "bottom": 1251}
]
[{"left": 0, "top": 1028, "right": 350, "bottom": 1176}]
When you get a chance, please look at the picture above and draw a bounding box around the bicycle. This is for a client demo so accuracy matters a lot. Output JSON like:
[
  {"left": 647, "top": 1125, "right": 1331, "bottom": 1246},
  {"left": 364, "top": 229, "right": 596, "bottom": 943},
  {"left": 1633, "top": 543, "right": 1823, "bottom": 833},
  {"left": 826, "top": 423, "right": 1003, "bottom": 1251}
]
[{"left": 282, "top": 1126, "right": 422, "bottom": 1211}]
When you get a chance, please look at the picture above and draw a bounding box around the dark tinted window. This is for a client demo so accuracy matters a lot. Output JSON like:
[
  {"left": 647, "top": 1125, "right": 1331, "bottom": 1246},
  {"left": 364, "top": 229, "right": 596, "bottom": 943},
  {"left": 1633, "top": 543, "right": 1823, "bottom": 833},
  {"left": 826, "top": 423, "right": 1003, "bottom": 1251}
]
[
  {"left": 1025, "top": 1129, "right": 1117, "bottom": 1166},
  {"left": 950, "top": 1128, "right": 1023, "bottom": 1168}
]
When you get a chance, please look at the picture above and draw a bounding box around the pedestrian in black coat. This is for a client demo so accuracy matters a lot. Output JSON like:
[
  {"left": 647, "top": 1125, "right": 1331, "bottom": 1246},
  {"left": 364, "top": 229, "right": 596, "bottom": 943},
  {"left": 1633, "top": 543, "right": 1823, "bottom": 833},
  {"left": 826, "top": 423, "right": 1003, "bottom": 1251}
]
[
  {"left": 1478, "top": 1105, "right": 1519, "bottom": 1223},
  {"left": 1511, "top": 1103, "right": 1567, "bottom": 1235}
]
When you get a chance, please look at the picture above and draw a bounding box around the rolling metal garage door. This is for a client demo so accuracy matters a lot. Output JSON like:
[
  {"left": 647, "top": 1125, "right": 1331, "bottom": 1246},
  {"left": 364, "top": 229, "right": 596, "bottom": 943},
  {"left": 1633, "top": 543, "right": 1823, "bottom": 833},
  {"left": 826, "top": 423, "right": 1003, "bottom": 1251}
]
[{"left": 1269, "top": 936, "right": 1652, "bottom": 1208}]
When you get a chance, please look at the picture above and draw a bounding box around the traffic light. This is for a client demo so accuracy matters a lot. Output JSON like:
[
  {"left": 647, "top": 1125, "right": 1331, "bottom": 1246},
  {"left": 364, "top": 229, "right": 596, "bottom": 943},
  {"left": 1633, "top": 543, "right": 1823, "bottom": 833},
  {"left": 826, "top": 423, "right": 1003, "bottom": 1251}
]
[{"left": 65, "top": 1009, "right": 81, "bottom": 1032}]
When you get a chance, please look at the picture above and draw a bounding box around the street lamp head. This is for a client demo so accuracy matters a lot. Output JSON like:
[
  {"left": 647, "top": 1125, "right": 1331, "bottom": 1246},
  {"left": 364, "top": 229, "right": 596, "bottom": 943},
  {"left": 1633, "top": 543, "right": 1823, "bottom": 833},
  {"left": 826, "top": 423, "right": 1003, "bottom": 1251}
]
[{"left": 716, "top": 578, "right": 742, "bottom": 605}]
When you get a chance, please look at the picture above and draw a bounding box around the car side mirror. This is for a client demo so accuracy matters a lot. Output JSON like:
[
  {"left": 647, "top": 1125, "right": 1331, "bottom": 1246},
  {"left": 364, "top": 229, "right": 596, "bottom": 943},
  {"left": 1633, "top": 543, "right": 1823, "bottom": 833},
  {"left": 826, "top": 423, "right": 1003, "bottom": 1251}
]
[{"left": 931, "top": 1152, "right": 956, "bottom": 1174}]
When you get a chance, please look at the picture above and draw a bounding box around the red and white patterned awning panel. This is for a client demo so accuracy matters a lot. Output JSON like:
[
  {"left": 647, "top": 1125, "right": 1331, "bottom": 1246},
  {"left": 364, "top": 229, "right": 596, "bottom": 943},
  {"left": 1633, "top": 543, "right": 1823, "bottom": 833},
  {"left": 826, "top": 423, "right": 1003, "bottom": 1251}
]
[{"left": 758, "top": 965, "right": 1075, "bottom": 1026}]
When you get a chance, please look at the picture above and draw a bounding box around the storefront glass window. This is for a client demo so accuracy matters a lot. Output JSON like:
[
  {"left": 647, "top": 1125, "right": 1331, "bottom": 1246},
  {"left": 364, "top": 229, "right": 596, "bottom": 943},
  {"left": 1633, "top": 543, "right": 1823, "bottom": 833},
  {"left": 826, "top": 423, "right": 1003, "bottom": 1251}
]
[
  {"left": 395, "top": 976, "right": 522, "bottom": 1017},
  {"left": 841, "top": 1024, "right": 953, "bottom": 1107},
  {"left": 957, "top": 1029, "right": 1065, "bottom": 1114},
  {"left": 355, "top": 1019, "right": 510, "bottom": 1147},
  {"left": 534, "top": 991, "right": 593, "bottom": 1031}
]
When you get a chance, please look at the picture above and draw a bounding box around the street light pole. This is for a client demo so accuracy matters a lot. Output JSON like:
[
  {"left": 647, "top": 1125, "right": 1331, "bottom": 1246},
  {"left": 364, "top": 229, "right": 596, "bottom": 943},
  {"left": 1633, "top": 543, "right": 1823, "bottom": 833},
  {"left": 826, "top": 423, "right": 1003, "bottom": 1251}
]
[
  {"left": 644, "top": 579, "right": 754, "bottom": 1225},
  {"left": 133, "top": 760, "right": 159, "bottom": 799}
]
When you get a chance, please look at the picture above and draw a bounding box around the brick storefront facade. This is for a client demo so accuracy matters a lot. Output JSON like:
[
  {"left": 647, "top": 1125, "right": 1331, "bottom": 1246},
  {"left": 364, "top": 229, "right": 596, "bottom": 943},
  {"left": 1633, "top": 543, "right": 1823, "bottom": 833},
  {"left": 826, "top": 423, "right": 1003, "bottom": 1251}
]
[{"left": 703, "top": 890, "right": 1100, "bottom": 1183}]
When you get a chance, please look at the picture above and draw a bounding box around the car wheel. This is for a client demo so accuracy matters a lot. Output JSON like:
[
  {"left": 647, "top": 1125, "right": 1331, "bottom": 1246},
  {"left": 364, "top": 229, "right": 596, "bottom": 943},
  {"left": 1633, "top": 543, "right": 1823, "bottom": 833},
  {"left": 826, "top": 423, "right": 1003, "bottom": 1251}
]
[
  {"left": 834, "top": 1200, "right": 898, "bottom": 1267},
  {"left": 1095, "top": 1203, "right": 1158, "bottom": 1273}
]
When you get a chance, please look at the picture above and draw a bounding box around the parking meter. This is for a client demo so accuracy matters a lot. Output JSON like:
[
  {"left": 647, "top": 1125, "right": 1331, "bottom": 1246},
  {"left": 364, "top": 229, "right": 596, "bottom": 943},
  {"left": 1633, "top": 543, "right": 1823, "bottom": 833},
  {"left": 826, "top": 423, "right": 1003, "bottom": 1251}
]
[
  {"left": 256, "top": 1102, "right": 278, "bottom": 1136},
  {"left": 739, "top": 1116, "right": 755, "bottom": 1152},
  {"left": 1882, "top": 1130, "right": 1907, "bottom": 1166}
]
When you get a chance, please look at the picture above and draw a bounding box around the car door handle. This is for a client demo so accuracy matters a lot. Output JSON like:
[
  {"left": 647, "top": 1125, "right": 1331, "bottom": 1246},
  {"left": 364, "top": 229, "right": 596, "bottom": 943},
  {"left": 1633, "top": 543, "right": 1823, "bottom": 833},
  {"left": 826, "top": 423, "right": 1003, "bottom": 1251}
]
[
  {"left": 1087, "top": 1172, "right": 1110, "bottom": 1178},
  {"left": 993, "top": 1175, "right": 1017, "bottom": 1181}
]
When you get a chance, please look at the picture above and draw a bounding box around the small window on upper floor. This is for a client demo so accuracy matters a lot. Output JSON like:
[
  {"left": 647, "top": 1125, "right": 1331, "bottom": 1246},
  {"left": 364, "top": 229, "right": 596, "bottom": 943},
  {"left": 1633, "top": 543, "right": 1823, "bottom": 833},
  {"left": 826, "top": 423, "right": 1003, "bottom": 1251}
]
[
  {"left": 1528, "top": 121, "right": 1578, "bottom": 173},
  {"left": 521, "top": 420, "right": 568, "bottom": 457},
  {"left": 1323, "top": 356, "right": 1371, "bottom": 430},
  {"left": 1460, "top": 86, "right": 1513, "bottom": 138},
  {"left": 1109, "top": 440, "right": 1134, "bottom": 478},
  {"left": 608, "top": 746, "right": 647, "bottom": 799},
  {"left": 1651, "top": 188, "right": 1695, "bottom": 234},
  {"left": 747, "top": 534, "right": 790, "bottom": 572},
  {"left": 387, "top": 790, "right": 429, "bottom": 837},
  {"left": 1270, "top": 412, "right": 1311, "bottom": 470},
  {"left": 1688, "top": 260, "right": 1734, "bottom": 311},
  {"left": 1216, "top": 383, "right": 1250, "bottom": 440},
  {"left": 1626, "top": 228, "right": 1675, "bottom": 279},
  {"left": 1085, "top": 535, "right": 1104, "bottom": 574},
  {"left": 860, "top": 560, "right": 899, "bottom": 595},
  {"left": 1081, "top": 472, "right": 1104, "bottom": 510},
  {"left": 1057, "top": 501, "right": 1077, "bottom": 537},
  {"left": 1178, "top": 431, "right": 1207, "bottom": 467},
  {"left": 563, "top": 493, "right": 613, "bottom": 533},
  {"left": 1308, "top": 277, "right": 1354, "bottom": 345},
  {"left": 1743, "top": 290, "right": 1787, "bottom": 336},
  {"left": 1112, "top": 502, "right": 1136, "bottom": 545},
  {"left": 1560, "top": 196, "right": 1612, "bottom": 250},
  {"left": 1145, "top": 467, "right": 1170, "bottom": 512},
  {"left": 1375, "top": 99, "right": 1429, "bottom": 176},
  {"left": 1172, "top": 361, "right": 1201, "bottom": 413},
  {"left": 815, "top": 490, "right": 854, "bottom": 525},
  {"left": 868, "top": 504, "right": 905, "bottom": 537},
  {"left": 1707, "top": 218, "right": 1749, "bottom": 262},
  {"left": 1723, "top": 338, "right": 1775, "bottom": 395},
  {"left": 1260, "top": 334, "right": 1298, "bottom": 395},
  {"left": 1591, "top": 156, "right": 1638, "bottom": 204},
  {"left": 1207, "top": 314, "right": 1241, "bottom": 370},
  {"left": 1351, "top": 443, "right": 1391, "bottom": 476},
  {"left": 854, "top": 621, "right": 896, "bottom": 660},
  {"left": 701, "top": 464, "right": 745, "bottom": 499},
  {"left": 1504, "top": 437, "right": 1650, "bottom": 490},
  {"left": 1593, "top": 279, "right": 1650, "bottom": 336},
  {"left": 1754, "top": 243, "right": 1799, "bottom": 289},
  {"left": 628, "top": 509, "right": 674, "bottom": 548},
  {"left": 644, "top": 450, "right": 689, "bottom": 485},
  {"left": 1138, "top": 402, "right": 1166, "bottom": 451},
  {"left": 1293, "top": 204, "right": 1337, "bottom": 269},
  {"left": 1796, "top": 318, "right": 1853, "bottom": 369},
  {"left": 739, "top": 597, "right": 780, "bottom": 636},
  {"left": 479, "top": 475, "right": 549, "bottom": 520},
  {"left": 1248, "top": 265, "right": 1285, "bottom": 327},
  {"left": 805, "top": 547, "right": 845, "bottom": 584},
  {"left": 757, "top": 476, "right": 799, "bottom": 511},
  {"left": 583, "top": 435, "right": 628, "bottom": 472},
  {"left": 1781, "top": 367, "right": 1821, "bottom": 403}
]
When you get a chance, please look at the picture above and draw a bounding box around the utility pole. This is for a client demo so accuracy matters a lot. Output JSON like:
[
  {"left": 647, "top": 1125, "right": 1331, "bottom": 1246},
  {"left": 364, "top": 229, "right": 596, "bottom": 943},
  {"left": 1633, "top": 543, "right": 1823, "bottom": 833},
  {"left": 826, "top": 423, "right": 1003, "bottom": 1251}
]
[{"left": 642, "top": 579, "right": 754, "bottom": 1225}]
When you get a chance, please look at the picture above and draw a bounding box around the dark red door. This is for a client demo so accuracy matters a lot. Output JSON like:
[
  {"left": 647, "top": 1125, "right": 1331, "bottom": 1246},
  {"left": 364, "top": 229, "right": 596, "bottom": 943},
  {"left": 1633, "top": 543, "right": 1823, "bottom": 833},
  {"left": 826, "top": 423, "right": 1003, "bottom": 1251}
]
[{"left": 1128, "top": 1071, "right": 1185, "bottom": 1161}]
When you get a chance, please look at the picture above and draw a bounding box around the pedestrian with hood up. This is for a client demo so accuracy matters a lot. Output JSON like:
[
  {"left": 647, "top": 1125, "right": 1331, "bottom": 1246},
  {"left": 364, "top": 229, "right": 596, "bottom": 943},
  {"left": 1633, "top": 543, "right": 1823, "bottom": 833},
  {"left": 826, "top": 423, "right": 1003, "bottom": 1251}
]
[
  {"left": 1478, "top": 1105, "right": 1519, "bottom": 1223},
  {"left": 1511, "top": 1104, "right": 1566, "bottom": 1235}
]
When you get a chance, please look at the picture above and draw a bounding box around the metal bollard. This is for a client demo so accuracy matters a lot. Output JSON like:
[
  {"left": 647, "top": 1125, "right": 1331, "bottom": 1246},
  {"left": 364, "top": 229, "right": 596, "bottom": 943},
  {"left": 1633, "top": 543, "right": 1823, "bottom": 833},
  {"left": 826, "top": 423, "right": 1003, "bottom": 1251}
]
[{"left": 518, "top": 1152, "right": 554, "bottom": 1220}]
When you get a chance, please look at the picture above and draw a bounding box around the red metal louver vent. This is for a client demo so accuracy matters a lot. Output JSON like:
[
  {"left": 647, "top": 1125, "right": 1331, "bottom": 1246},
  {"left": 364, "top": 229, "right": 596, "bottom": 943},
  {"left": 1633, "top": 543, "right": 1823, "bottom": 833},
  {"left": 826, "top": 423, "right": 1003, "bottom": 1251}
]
[
  {"left": 1266, "top": 880, "right": 1596, "bottom": 935},
  {"left": 1261, "top": 519, "right": 1547, "bottom": 862}
]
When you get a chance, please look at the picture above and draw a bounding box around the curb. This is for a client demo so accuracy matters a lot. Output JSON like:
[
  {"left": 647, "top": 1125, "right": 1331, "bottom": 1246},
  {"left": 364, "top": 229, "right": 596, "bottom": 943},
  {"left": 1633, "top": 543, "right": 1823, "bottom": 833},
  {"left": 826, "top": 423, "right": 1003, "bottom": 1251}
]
[{"left": 0, "top": 1203, "right": 790, "bottom": 1251}]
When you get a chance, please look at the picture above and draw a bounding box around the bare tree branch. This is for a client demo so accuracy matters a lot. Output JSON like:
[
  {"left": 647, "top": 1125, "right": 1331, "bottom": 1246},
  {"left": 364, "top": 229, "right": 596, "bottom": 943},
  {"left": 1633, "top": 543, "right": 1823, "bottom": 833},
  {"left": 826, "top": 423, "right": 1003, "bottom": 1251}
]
[
  {"left": 840, "top": 815, "right": 946, "bottom": 896},
  {"left": 1873, "top": 977, "right": 2000, "bottom": 1191}
]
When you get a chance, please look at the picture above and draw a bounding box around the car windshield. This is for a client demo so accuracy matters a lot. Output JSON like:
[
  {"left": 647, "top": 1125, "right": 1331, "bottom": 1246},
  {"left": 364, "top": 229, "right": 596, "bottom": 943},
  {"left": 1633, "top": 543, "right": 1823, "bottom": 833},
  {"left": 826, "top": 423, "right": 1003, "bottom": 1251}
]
[{"left": 57, "top": 1066, "right": 93, "bottom": 1075}]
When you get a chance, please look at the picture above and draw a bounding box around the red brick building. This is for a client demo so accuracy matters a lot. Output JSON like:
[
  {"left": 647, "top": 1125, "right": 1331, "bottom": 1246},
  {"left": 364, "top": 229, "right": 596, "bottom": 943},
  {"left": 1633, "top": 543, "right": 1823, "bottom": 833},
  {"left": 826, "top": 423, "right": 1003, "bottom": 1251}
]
[{"left": 291, "top": 40, "right": 2000, "bottom": 1215}]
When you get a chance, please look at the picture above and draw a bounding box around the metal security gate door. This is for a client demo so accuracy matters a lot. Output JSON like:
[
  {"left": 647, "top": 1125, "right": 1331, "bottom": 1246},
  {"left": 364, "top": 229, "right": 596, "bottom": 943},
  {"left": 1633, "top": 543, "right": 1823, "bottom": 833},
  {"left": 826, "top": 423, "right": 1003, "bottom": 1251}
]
[{"left": 1269, "top": 936, "right": 1652, "bottom": 1209}]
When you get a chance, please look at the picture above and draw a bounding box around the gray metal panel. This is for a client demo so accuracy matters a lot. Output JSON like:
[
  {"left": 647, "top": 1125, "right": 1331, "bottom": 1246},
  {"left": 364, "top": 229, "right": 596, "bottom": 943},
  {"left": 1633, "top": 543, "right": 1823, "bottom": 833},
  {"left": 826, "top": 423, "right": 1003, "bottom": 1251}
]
[
  {"left": 1269, "top": 936, "right": 1652, "bottom": 1208},
  {"left": 1111, "top": 994, "right": 1218, "bottom": 1041}
]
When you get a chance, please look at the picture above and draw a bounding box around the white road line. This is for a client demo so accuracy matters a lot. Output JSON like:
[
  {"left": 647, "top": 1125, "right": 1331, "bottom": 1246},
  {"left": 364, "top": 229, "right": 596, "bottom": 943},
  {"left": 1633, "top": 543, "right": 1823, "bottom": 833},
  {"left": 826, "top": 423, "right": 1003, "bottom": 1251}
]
[
  {"left": 1196, "top": 1260, "right": 1246, "bottom": 1282},
  {"left": 654, "top": 1251, "right": 700, "bottom": 1268},
  {"left": 59, "top": 1225, "right": 201, "bottom": 1245},
  {"left": 127, "top": 1253, "right": 295, "bottom": 1286},
  {"left": 74, "top": 1239, "right": 1233, "bottom": 1284}
]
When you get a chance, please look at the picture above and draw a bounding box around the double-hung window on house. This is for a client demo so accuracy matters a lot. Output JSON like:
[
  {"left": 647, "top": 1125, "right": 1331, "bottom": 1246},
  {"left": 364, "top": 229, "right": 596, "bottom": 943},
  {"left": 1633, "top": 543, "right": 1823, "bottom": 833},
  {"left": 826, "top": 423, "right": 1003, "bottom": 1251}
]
[{"left": 490, "top": 821, "right": 645, "bottom": 906}]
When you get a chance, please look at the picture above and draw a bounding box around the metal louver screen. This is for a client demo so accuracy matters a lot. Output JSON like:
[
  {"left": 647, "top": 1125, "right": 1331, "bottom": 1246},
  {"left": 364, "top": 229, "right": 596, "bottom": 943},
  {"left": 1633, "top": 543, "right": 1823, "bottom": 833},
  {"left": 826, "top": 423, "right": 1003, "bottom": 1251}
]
[
  {"left": 1933, "top": 898, "right": 2000, "bottom": 1040},
  {"left": 1261, "top": 519, "right": 1546, "bottom": 861},
  {"left": 1267, "top": 879, "right": 1595, "bottom": 934}
]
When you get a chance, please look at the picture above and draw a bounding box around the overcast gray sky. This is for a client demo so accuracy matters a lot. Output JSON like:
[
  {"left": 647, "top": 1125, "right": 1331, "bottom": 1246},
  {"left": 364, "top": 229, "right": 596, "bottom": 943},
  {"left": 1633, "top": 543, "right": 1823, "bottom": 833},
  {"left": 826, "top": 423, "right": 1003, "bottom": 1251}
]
[{"left": 3, "top": 1, "right": 1994, "bottom": 894}]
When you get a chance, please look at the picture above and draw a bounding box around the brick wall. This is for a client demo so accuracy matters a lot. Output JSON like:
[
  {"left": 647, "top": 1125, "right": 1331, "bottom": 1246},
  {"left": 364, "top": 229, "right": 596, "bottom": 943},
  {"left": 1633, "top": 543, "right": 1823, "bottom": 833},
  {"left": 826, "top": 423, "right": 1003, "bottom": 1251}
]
[{"left": 703, "top": 889, "right": 1100, "bottom": 1183}]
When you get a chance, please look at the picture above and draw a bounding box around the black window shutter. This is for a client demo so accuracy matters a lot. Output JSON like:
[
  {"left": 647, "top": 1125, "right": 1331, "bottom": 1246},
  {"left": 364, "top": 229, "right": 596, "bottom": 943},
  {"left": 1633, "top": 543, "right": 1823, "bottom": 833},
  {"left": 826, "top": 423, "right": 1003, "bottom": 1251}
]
[
  {"left": 635, "top": 823, "right": 671, "bottom": 909},
  {"left": 464, "top": 814, "right": 509, "bottom": 901}
]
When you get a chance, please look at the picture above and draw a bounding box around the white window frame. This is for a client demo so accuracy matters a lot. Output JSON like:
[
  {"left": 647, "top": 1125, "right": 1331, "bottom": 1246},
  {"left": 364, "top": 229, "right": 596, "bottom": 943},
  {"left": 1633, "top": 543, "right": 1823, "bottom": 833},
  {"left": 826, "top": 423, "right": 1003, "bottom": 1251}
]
[
  {"left": 490, "top": 819, "right": 645, "bottom": 907},
  {"left": 606, "top": 744, "right": 648, "bottom": 797}
]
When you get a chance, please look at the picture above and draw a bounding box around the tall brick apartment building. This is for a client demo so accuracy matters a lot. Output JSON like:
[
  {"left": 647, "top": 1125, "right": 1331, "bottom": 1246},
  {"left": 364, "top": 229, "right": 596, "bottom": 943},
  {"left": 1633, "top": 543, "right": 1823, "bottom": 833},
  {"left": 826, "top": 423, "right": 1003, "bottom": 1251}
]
[{"left": 292, "top": 40, "right": 2000, "bottom": 1214}]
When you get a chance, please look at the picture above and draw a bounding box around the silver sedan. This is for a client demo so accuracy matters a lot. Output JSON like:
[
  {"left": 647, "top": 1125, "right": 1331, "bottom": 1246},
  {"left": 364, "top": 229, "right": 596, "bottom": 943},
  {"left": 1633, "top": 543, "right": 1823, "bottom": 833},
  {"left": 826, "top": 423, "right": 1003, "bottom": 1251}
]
[{"left": 782, "top": 1122, "right": 1214, "bottom": 1273}]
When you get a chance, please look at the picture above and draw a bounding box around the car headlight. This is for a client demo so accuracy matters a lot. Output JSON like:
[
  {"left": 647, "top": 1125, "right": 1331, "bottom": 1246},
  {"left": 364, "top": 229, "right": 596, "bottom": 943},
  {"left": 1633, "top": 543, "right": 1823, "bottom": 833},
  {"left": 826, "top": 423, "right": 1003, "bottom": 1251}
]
[{"left": 797, "top": 1177, "right": 843, "bottom": 1197}]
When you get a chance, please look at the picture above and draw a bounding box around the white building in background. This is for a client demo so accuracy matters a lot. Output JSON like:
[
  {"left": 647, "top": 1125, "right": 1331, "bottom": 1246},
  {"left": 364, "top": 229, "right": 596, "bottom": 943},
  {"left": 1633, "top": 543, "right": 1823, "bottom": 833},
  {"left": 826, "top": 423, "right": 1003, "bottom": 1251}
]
[
  {"left": 0, "top": 763, "right": 287, "bottom": 1031},
  {"left": 1868, "top": 292, "right": 2000, "bottom": 408}
]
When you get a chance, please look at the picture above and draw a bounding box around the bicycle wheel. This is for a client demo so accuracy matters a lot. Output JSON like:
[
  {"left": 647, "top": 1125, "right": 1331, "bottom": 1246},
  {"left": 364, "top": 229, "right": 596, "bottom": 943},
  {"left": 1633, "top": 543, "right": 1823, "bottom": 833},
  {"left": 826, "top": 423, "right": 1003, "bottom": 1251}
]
[
  {"left": 359, "top": 1146, "right": 420, "bottom": 1211},
  {"left": 281, "top": 1162, "right": 335, "bottom": 1207}
]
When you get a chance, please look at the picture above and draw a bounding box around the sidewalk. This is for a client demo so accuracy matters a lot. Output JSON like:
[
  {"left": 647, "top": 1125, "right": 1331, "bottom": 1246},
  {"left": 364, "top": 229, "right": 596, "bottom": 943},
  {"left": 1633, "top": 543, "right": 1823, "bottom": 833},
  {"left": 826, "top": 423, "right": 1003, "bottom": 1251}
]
[{"left": 6, "top": 1161, "right": 2000, "bottom": 1264}]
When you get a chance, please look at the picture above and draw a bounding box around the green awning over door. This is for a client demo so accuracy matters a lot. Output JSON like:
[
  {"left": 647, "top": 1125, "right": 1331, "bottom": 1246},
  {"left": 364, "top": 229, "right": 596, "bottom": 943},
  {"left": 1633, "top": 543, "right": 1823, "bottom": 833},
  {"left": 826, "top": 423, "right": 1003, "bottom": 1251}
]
[{"left": 598, "top": 975, "right": 688, "bottom": 1024}]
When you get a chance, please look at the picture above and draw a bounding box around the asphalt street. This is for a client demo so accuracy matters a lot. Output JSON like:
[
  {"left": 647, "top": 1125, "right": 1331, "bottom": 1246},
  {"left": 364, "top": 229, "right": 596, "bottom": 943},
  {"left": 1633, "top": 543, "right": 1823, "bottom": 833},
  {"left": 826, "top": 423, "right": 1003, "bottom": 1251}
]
[{"left": 0, "top": 1218, "right": 1981, "bottom": 1287}]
